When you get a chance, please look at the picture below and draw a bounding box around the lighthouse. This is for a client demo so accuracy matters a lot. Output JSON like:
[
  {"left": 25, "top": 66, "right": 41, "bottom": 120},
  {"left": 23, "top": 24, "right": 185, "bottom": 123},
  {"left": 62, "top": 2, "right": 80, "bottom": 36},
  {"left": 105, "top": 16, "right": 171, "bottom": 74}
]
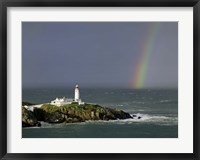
[
  {"left": 74, "top": 84, "right": 80, "bottom": 102},
  {"left": 50, "top": 84, "right": 84, "bottom": 106}
]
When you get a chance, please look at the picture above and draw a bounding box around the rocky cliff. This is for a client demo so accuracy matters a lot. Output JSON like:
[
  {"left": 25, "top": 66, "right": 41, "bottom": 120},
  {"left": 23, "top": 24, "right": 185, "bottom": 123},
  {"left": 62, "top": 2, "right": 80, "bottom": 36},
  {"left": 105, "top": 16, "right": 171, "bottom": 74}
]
[{"left": 22, "top": 102, "right": 133, "bottom": 127}]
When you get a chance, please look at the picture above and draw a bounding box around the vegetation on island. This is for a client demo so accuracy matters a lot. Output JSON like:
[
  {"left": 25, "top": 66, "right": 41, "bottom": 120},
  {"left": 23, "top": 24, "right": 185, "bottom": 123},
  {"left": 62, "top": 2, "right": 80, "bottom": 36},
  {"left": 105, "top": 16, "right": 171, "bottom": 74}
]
[{"left": 22, "top": 102, "right": 133, "bottom": 127}]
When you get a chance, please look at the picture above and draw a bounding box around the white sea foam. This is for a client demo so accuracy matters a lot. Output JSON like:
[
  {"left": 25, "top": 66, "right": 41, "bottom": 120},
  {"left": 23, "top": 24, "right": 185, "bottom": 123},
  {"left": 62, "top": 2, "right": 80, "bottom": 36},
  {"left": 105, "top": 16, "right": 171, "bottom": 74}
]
[
  {"left": 160, "top": 100, "right": 172, "bottom": 103},
  {"left": 82, "top": 113, "right": 178, "bottom": 126}
]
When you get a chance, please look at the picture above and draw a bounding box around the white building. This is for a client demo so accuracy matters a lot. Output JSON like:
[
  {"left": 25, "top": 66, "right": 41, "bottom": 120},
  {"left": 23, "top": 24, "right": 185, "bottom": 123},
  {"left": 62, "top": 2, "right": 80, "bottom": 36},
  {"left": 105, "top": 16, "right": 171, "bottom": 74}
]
[
  {"left": 50, "top": 97, "right": 74, "bottom": 106},
  {"left": 50, "top": 85, "right": 85, "bottom": 106}
]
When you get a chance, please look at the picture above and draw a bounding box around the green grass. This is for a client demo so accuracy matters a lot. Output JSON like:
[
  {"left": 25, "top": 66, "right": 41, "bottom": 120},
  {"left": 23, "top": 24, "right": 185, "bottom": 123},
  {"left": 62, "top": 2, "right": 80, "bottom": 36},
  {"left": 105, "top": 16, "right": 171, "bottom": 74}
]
[
  {"left": 41, "top": 104, "right": 59, "bottom": 113},
  {"left": 40, "top": 103, "right": 103, "bottom": 113}
]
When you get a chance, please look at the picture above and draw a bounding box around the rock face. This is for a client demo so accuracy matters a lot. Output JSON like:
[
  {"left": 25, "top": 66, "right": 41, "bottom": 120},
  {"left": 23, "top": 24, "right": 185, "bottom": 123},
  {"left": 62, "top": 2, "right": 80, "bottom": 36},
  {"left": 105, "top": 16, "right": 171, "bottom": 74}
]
[
  {"left": 37, "top": 103, "right": 132, "bottom": 123},
  {"left": 22, "top": 103, "right": 133, "bottom": 126},
  {"left": 22, "top": 107, "right": 41, "bottom": 127}
]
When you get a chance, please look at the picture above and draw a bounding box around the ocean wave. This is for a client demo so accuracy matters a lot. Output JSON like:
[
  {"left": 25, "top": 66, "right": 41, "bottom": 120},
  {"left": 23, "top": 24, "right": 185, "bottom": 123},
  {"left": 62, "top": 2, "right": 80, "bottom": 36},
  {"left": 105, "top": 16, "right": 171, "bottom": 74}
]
[
  {"left": 132, "top": 101, "right": 145, "bottom": 104},
  {"left": 115, "top": 104, "right": 124, "bottom": 107},
  {"left": 82, "top": 113, "right": 178, "bottom": 126},
  {"left": 159, "top": 100, "right": 176, "bottom": 103}
]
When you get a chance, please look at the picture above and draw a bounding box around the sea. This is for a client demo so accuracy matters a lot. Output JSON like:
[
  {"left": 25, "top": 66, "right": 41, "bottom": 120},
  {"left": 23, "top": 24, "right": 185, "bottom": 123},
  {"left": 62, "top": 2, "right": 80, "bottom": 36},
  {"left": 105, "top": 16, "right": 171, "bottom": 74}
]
[{"left": 22, "top": 88, "right": 178, "bottom": 138}]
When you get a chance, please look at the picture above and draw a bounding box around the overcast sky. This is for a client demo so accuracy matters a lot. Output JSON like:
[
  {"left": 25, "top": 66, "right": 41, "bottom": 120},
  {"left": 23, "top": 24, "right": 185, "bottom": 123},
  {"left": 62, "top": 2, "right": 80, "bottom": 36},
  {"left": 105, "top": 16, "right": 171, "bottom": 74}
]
[{"left": 22, "top": 22, "right": 178, "bottom": 89}]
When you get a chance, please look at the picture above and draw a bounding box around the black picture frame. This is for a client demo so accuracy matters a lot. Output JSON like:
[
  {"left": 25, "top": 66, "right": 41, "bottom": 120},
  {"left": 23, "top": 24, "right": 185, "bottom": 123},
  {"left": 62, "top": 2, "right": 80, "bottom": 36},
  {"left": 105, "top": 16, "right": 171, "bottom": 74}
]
[{"left": 0, "top": 0, "right": 199, "bottom": 159}]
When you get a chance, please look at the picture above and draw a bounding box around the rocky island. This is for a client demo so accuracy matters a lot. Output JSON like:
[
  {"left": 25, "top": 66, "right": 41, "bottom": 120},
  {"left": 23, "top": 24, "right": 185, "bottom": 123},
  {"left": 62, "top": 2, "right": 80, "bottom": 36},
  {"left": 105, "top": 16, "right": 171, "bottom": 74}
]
[
  {"left": 22, "top": 85, "right": 136, "bottom": 127},
  {"left": 22, "top": 102, "right": 133, "bottom": 127}
]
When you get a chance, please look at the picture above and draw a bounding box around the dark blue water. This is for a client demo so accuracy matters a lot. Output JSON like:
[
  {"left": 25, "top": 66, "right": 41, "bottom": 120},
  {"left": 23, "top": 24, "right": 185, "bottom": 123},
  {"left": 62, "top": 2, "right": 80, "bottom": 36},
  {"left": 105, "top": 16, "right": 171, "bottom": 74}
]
[{"left": 22, "top": 88, "right": 178, "bottom": 138}]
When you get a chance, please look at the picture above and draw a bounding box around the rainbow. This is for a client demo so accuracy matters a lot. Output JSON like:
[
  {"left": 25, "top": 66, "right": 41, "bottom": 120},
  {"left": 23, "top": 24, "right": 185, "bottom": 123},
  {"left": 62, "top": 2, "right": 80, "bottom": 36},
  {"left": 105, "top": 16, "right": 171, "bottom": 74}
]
[{"left": 131, "top": 23, "right": 160, "bottom": 89}]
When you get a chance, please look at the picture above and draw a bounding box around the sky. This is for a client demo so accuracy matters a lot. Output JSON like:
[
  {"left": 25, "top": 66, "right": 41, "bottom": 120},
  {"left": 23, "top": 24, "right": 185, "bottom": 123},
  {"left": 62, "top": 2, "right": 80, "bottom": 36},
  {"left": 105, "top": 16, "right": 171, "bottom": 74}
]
[{"left": 22, "top": 22, "right": 178, "bottom": 89}]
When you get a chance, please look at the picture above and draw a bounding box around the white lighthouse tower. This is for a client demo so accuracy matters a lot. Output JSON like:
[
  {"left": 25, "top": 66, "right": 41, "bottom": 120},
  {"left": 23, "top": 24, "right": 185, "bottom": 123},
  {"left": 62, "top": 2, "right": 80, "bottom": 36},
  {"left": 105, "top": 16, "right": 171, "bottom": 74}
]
[{"left": 74, "top": 84, "right": 80, "bottom": 102}]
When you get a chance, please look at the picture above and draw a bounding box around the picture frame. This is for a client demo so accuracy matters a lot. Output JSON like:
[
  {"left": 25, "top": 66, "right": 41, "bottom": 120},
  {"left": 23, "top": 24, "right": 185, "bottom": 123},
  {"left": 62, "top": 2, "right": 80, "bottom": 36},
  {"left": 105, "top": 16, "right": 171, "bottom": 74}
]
[{"left": 0, "top": 0, "right": 199, "bottom": 159}]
